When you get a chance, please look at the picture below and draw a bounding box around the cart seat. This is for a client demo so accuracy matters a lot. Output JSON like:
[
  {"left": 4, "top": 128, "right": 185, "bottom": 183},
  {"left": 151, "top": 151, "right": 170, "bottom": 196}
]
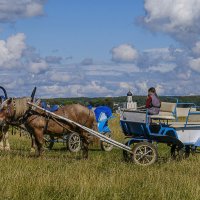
[
  {"left": 148, "top": 102, "right": 177, "bottom": 121},
  {"left": 150, "top": 115, "right": 175, "bottom": 120}
]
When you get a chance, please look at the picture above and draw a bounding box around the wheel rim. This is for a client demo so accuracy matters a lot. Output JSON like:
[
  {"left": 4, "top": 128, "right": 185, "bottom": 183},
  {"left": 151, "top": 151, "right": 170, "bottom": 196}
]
[
  {"left": 102, "top": 141, "right": 113, "bottom": 150},
  {"left": 68, "top": 133, "right": 81, "bottom": 152},
  {"left": 101, "top": 133, "right": 113, "bottom": 151},
  {"left": 134, "top": 145, "right": 155, "bottom": 165}
]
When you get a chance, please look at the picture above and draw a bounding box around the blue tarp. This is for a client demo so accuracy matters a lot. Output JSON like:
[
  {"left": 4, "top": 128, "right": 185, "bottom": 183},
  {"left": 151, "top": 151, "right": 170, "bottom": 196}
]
[
  {"left": 41, "top": 101, "right": 59, "bottom": 112},
  {"left": 94, "top": 106, "right": 112, "bottom": 122}
]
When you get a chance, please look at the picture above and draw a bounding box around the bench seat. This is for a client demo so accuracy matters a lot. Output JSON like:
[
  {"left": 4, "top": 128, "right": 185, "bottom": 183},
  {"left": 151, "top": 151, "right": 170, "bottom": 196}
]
[
  {"left": 149, "top": 102, "right": 176, "bottom": 121},
  {"left": 150, "top": 115, "right": 175, "bottom": 120}
]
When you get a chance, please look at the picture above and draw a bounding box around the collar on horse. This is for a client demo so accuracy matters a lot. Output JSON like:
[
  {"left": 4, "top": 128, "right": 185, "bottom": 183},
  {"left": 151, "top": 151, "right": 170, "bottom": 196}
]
[{"left": 5, "top": 98, "right": 32, "bottom": 126}]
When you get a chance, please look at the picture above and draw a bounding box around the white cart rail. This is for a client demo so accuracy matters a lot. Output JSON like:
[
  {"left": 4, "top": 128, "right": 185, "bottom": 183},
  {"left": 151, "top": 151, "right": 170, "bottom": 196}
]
[{"left": 28, "top": 102, "right": 132, "bottom": 153}]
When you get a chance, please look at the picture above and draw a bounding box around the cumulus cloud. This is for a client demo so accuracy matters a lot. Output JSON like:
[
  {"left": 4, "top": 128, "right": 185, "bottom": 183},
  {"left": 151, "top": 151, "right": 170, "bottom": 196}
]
[
  {"left": 2, "top": 1, "right": 200, "bottom": 97},
  {"left": 81, "top": 58, "right": 93, "bottom": 65},
  {"left": 148, "top": 63, "right": 177, "bottom": 73},
  {"left": 45, "top": 56, "right": 62, "bottom": 64},
  {"left": 39, "top": 81, "right": 113, "bottom": 98},
  {"left": 49, "top": 72, "right": 71, "bottom": 82},
  {"left": 189, "top": 57, "right": 200, "bottom": 72},
  {"left": 29, "top": 60, "right": 48, "bottom": 74},
  {"left": 192, "top": 41, "right": 200, "bottom": 55},
  {"left": 0, "top": 0, "right": 46, "bottom": 22},
  {"left": 142, "top": 0, "right": 200, "bottom": 45},
  {"left": 0, "top": 33, "right": 26, "bottom": 68},
  {"left": 111, "top": 44, "right": 139, "bottom": 63},
  {"left": 136, "top": 81, "right": 148, "bottom": 94},
  {"left": 143, "top": 48, "right": 177, "bottom": 62}
]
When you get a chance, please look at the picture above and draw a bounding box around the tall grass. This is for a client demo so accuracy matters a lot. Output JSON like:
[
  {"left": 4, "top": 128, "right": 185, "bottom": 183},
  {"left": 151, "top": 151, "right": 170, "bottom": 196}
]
[{"left": 0, "top": 117, "right": 200, "bottom": 200}]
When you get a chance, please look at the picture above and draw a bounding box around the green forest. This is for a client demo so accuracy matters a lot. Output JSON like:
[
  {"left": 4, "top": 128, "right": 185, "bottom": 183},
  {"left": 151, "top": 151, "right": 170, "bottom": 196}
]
[{"left": 44, "top": 95, "right": 200, "bottom": 111}]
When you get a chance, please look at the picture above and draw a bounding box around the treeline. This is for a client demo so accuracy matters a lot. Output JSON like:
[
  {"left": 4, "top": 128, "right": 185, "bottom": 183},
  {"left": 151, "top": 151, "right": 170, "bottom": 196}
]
[
  {"left": 43, "top": 97, "right": 114, "bottom": 108},
  {"left": 43, "top": 95, "right": 200, "bottom": 111}
]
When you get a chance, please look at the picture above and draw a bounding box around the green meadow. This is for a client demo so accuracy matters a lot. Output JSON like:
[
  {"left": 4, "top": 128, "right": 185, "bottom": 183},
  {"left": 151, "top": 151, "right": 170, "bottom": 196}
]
[{"left": 0, "top": 116, "right": 200, "bottom": 200}]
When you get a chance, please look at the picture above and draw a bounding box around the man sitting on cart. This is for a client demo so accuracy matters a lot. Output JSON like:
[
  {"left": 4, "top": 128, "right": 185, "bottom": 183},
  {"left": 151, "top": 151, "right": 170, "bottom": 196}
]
[{"left": 146, "top": 87, "right": 161, "bottom": 115}]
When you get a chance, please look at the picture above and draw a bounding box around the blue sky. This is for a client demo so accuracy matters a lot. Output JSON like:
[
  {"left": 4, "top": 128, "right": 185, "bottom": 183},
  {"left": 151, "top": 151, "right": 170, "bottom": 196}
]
[{"left": 0, "top": 0, "right": 200, "bottom": 97}]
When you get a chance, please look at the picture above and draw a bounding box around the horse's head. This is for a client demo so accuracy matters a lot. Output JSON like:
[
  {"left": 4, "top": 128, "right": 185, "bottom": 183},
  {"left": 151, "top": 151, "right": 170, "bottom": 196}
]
[
  {"left": 0, "top": 97, "right": 31, "bottom": 125},
  {"left": 0, "top": 98, "right": 13, "bottom": 125}
]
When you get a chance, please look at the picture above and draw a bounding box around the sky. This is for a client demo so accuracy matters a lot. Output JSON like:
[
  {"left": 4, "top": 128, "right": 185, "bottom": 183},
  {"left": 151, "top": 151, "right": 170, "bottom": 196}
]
[{"left": 0, "top": 0, "right": 200, "bottom": 98}]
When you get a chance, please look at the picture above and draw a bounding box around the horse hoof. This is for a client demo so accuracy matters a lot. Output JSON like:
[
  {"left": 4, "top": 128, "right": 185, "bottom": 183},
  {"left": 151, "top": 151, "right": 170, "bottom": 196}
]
[
  {"left": 4, "top": 146, "right": 10, "bottom": 151},
  {"left": 82, "top": 153, "right": 88, "bottom": 160},
  {"left": 30, "top": 148, "right": 36, "bottom": 155}
]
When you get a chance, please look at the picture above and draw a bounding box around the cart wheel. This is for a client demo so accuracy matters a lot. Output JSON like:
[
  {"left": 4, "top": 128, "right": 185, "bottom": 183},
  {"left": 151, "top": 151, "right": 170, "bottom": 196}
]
[
  {"left": 132, "top": 142, "right": 158, "bottom": 166},
  {"left": 100, "top": 132, "right": 113, "bottom": 152},
  {"left": 67, "top": 132, "right": 82, "bottom": 153},
  {"left": 44, "top": 135, "right": 54, "bottom": 150},
  {"left": 123, "top": 140, "right": 134, "bottom": 162}
]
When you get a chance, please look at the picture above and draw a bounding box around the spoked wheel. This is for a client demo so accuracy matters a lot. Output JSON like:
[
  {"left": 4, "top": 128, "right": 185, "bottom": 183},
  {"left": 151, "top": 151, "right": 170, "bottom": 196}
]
[
  {"left": 123, "top": 140, "right": 134, "bottom": 162},
  {"left": 67, "top": 132, "right": 82, "bottom": 153},
  {"left": 100, "top": 132, "right": 113, "bottom": 152},
  {"left": 132, "top": 142, "right": 158, "bottom": 166},
  {"left": 44, "top": 135, "right": 54, "bottom": 150}
]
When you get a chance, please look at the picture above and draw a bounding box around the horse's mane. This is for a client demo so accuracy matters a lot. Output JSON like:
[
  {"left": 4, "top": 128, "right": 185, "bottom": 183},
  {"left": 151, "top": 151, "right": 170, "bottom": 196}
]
[{"left": 13, "top": 97, "right": 32, "bottom": 120}]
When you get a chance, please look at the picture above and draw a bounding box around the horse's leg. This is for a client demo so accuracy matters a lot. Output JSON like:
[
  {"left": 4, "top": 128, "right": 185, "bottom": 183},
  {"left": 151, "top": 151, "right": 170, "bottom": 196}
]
[
  {"left": 4, "top": 131, "right": 10, "bottom": 151},
  {"left": 81, "top": 132, "right": 89, "bottom": 159},
  {"left": 30, "top": 134, "right": 37, "bottom": 155},
  {"left": 33, "top": 128, "right": 44, "bottom": 157},
  {"left": 0, "top": 131, "right": 4, "bottom": 150}
]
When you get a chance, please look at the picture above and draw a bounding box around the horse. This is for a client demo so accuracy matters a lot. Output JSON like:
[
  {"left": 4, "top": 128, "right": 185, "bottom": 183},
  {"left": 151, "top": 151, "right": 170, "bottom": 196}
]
[{"left": 0, "top": 97, "right": 97, "bottom": 158}]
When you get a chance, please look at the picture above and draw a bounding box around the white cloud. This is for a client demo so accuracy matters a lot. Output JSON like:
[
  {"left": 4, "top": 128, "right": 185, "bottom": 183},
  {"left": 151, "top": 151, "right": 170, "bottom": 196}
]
[
  {"left": 29, "top": 60, "right": 48, "bottom": 74},
  {"left": 177, "top": 70, "right": 191, "bottom": 80},
  {"left": 143, "top": 48, "right": 177, "bottom": 62},
  {"left": 0, "top": 33, "right": 26, "bottom": 68},
  {"left": 192, "top": 41, "right": 200, "bottom": 55},
  {"left": 80, "top": 81, "right": 112, "bottom": 96},
  {"left": 111, "top": 44, "right": 139, "bottom": 63},
  {"left": 119, "top": 82, "right": 132, "bottom": 90},
  {"left": 148, "top": 63, "right": 176, "bottom": 73},
  {"left": 136, "top": 81, "right": 148, "bottom": 94},
  {"left": 143, "top": 0, "right": 200, "bottom": 44},
  {"left": 0, "top": 0, "right": 46, "bottom": 22},
  {"left": 189, "top": 57, "right": 200, "bottom": 72},
  {"left": 155, "top": 84, "right": 164, "bottom": 95},
  {"left": 25, "top": 1, "right": 44, "bottom": 17},
  {"left": 50, "top": 72, "right": 71, "bottom": 82},
  {"left": 39, "top": 81, "right": 112, "bottom": 98}
]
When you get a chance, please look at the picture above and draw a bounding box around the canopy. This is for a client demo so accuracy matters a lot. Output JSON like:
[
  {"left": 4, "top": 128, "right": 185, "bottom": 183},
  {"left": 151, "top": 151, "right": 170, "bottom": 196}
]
[{"left": 94, "top": 106, "right": 112, "bottom": 122}]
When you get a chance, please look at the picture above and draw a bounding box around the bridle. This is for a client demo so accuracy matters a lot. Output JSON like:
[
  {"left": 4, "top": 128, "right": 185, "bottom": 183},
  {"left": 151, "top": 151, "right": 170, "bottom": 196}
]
[{"left": 1, "top": 98, "right": 31, "bottom": 126}]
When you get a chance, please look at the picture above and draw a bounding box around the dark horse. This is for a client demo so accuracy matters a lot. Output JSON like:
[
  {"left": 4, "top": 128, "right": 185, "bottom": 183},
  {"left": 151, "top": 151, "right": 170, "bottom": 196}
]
[{"left": 0, "top": 97, "right": 97, "bottom": 158}]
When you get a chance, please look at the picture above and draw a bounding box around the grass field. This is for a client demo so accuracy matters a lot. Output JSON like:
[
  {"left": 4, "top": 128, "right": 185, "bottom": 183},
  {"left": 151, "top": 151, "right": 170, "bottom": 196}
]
[{"left": 0, "top": 117, "right": 200, "bottom": 200}]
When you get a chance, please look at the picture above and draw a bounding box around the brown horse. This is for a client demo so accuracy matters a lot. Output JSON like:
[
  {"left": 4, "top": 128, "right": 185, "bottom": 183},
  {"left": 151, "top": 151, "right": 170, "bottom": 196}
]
[{"left": 0, "top": 97, "right": 97, "bottom": 158}]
